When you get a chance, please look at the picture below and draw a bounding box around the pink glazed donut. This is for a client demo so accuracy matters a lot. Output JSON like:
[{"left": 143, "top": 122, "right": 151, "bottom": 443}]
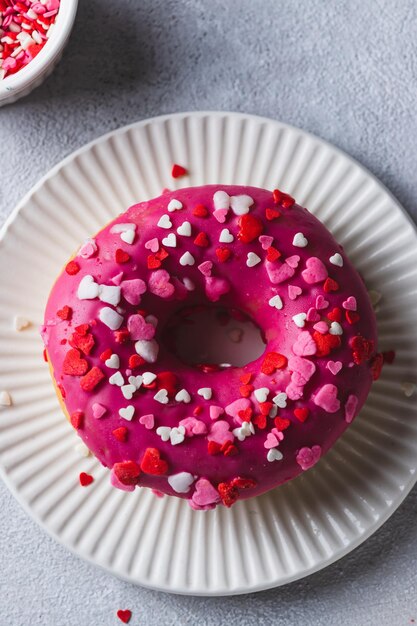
[{"left": 42, "top": 185, "right": 381, "bottom": 509}]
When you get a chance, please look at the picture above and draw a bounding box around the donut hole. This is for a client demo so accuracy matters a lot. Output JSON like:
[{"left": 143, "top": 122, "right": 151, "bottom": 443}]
[{"left": 164, "top": 306, "right": 266, "bottom": 368}]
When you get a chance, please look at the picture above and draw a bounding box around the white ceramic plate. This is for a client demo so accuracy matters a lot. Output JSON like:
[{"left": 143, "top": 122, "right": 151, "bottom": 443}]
[{"left": 1, "top": 112, "right": 417, "bottom": 596}]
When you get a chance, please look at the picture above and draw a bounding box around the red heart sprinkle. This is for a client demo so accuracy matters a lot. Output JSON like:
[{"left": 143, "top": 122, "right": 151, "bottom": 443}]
[
  {"left": 171, "top": 163, "right": 187, "bottom": 178},
  {"left": 218, "top": 482, "right": 239, "bottom": 507},
  {"left": 79, "top": 472, "right": 94, "bottom": 487},
  {"left": 346, "top": 310, "right": 360, "bottom": 324},
  {"left": 327, "top": 307, "right": 342, "bottom": 322},
  {"left": 266, "top": 246, "right": 281, "bottom": 262},
  {"left": 129, "top": 354, "right": 145, "bottom": 369},
  {"left": 157, "top": 247, "right": 169, "bottom": 261},
  {"left": 223, "top": 443, "right": 238, "bottom": 457},
  {"left": 100, "top": 348, "right": 113, "bottom": 362},
  {"left": 112, "top": 427, "right": 128, "bottom": 442},
  {"left": 215, "top": 247, "right": 232, "bottom": 263},
  {"left": 80, "top": 366, "right": 105, "bottom": 391},
  {"left": 114, "top": 461, "right": 141, "bottom": 485},
  {"left": 239, "top": 384, "right": 254, "bottom": 398},
  {"left": 70, "top": 331, "right": 95, "bottom": 355},
  {"left": 115, "top": 249, "right": 130, "bottom": 264},
  {"left": 274, "top": 416, "right": 291, "bottom": 430},
  {"left": 370, "top": 353, "right": 383, "bottom": 380},
  {"left": 115, "top": 329, "right": 130, "bottom": 344},
  {"left": 240, "top": 373, "right": 252, "bottom": 384},
  {"left": 147, "top": 254, "right": 161, "bottom": 269},
  {"left": 65, "top": 260, "right": 80, "bottom": 275},
  {"left": 265, "top": 207, "right": 281, "bottom": 221},
  {"left": 261, "top": 352, "right": 288, "bottom": 375},
  {"left": 75, "top": 324, "right": 90, "bottom": 336},
  {"left": 253, "top": 413, "right": 267, "bottom": 429},
  {"left": 294, "top": 407, "right": 310, "bottom": 422},
  {"left": 238, "top": 407, "right": 253, "bottom": 422},
  {"left": 194, "top": 231, "right": 209, "bottom": 247},
  {"left": 237, "top": 214, "right": 264, "bottom": 243},
  {"left": 272, "top": 189, "right": 295, "bottom": 208},
  {"left": 259, "top": 401, "right": 273, "bottom": 416},
  {"left": 156, "top": 371, "right": 178, "bottom": 394},
  {"left": 231, "top": 477, "right": 257, "bottom": 489},
  {"left": 323, "top": 277, "right": 339, "bottom": 293},
  {"left": 57, "top": 305, "right": 72, "bottom": 320},
  {"left": 70, "top": 410, "right": 84, "bottom": 430},
  {"left": 193, "top": 405, "right": 203, "bottom": 416},
  {"left": 117, "top": 610, "right": 132, "bottom": 624},
  {"left": 193, "top": 203, "right": 209, "bottom": 217},
  {"left": 208, "top": 441, "right": 222, "bottom": 455},
  {"left": 313, "top": 331, "right": 341, "bottom": 357},
  {"left": 140, "top": 448, "right": 168, "bottom": 475},
  {"left": 63, "top": 348, "right": 89, "bottom": 376},
  {"left": 350, "top": 335, "right": 374, "bottom": 364}
]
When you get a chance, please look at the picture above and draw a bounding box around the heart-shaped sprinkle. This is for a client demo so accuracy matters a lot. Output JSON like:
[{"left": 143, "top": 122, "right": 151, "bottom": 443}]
[
  {"left": 198, "top": 387, "right": 212, "bottom": 400},
  {"left": 77, "top": 275, "right": 100, "bottom": 300},
  {"left": 342, "top": 296, "right": 357, "bottom": 311},
  {"left": 292, "top": 232, "right": 308, "bottom": 247},
  {"left": 213, "top": 190, "right": 230, "bottom": 210},
  {"left": 323, "top": 277, "right": 339, "bottom": 293},
  {"left": 105, "top": 354, "right": 120, "bottom": 369},
  {"left": 261, "top": 352, "right": 287, "bottom": 375},
  {"left": 288, "top": 356, "right": 316, "bottom": 385},
  {"left": 121, "top": 278, "right": 147, "bottom": 305},
  {"left": 267, "top": 448, "right": 283, "bottom": 462},
  {"left": 230, "top": 194, "right": 254, "bottom": 215},
  {"left": 292, "top": 312, "right": 307, "bottom": 328},
  {"left": 157, "top": 214, "right": 172, "bottom": 229},
  {"left": 148, "top": 269, "right": 175, "bottom": 299},
  {"left": 99, "top": 307, "right": 123, "bottom": 330},
  {"left": 156, "top": 426, "right": 171, "bottom": 441},
  {"left": 288, "top": 285, "right": 302, "bottom": 300},
  {"left": 329, "top": 321, "right": 343, "bottom": 335},
  {"left": 198, "top": 260, "right": 213, "bottom": 276},
  {"left": 285, "top": 255, "right": 300, "bottom": 269},
  {"left": 313, "top": 321, "right": 329, "bottom": 334},
  {"left": 329, "top": 252, "right": 343, "bottom": 267},
  {"left": 109, "top": 371, "right": 124, "bottom": 386},
  {"left": 209, "top": 405, "right": 224, "bottom": 420},
  {"left": 213, "top": 208, "right": 229, "bottom": 223},
  {"left": 219, "top": 228, "right": 234, "bottom": 243},
  {"left": 192, "top": 477, "right": 221, "bottom": 507},
  {"left": 167, "top": 199, "right": 183, "bottom": 212},
  {"left": 128, "top": 314, "right": 156, "bottom": 341},
  {"left": 142, "top": 371, "right": 157, "bottom": 385},
  {"left": 246, "top": 252, "right": 261, "bottom": 267},
  {"left": 296, "top": 445, "right": 321, "bottom": 470},
  {"left": 313, "top": 384, "right": 340, "bottom": 413},
  {"left": 302, "top": 257, "right": 328, "bottom": 284},
  {"left": 327, "top": 360, "right": 343, "bottom": 375},
  {"left": 153, "top": 388, "right": 169, "bottom": 404},
  {"left": 315, "top": 295, "right": 329, "bottom": 310},
  {"left": 119, "top": 405, "right": 135, "bottom": 421},
  {"left": 294, "top": 407, "right": 310, "bottom": 422},
  {"left": 238, "top": 214, "right": 263, "bottom": 243},
  {"left": 266, "top": 261, "right": 295, "bottom": 284},
  {"left": 306, "top": 307, "right": 320, "bottom": 322},
  {"left": 272, "top": 392, "right": 287, "bottom": 408},
  {"left": 254, "top": 387, "right": 269, "bottom": 402},
  {"left": 79, "top": 238, "right": 98, "bottom": 259},
  {"left": 117, "top": 609, "right": 132, "bottom": 624},
  {"left": 92, "top": 402, "right": 107, "bottom": 419},
  {"left": 175, "top": 389, "right": 191, "bottom": 403},
  {"left": 145, "top": 238, "right": 159, "bottom": 252},
  {"left": 177, "top": 221, "right": 192, "bottom": 236},
  {"left": 139, "top": 413, "right": 155, "bottom": 429},
  {"left": 113, "top": 426, "right": 128, "bottom": 442},
  {"left": 135, "top": 339, "right": 159, "bottom": 363},
  {"left": 292, "top": 330, "right": 317, "bottom": 356},
  {"left": 170, "top": 426, "right": 186, "bottom": 445},
  {"left": 140, "top": 447, "right": 168, "bottom": 475},
  {"left": 208, "top": 420, "right": 234, "bottom": 445},
  {"left": 179, "top": 251, "right": 195, "bottom": 266},
  {"left": 264, "top": 432, "right": 280, "bottom": 449},
  {"left": 259, "top": 235, "right": 274, "bottom": 249},
  {"left": 99, "top": 285, "right": 121, "bottom": 306},
  {"left": 269, "top": 295, "right": 283, "bottom": 310},
  {"left": 115, "top": 249, "right": 130, "bottom": 264},
  {"left": 205, "top": 276, "right": 230, "bottom": 302},
  {"left": 121, "top": 384, "right": 136, "bottom": 400},
  {"left": 266, "top": 246, "right": 281, "bottom": 262},
  {"left": 63, "top": 349, "right": 88, "bottom": 376},
  {"left": 120, "top": 229, "right": 135, "bottom": 245},
  {"left": 168, "top": 472, "right": 195, "bottom": 493},
  {"left": 162, "top": 232, "right": 177, "bottom": 247},
  {"left": 171, "top": 164, "right": 187, "bottom": 178},
  {"left": 79, "top": 472, "right": 94, "bottom": 486}
]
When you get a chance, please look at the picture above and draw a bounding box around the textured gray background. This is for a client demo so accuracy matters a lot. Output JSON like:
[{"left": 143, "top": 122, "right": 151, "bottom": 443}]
[{"left": 1, "top": 0, "right": 417, "bottom": 624}]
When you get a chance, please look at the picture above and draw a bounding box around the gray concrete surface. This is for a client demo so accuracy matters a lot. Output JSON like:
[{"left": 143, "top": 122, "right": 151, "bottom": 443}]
[{"left": 1, "top": 1, "right": 417, "bottom": 624}]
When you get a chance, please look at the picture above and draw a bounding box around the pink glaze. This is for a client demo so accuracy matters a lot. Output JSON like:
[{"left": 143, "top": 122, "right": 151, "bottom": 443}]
[{"left": 42, "top": 185, "right": 379, "bottom": 509}]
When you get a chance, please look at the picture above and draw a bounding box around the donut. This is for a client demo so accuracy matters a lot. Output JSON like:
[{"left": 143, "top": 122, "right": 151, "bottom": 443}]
[{"left": 42, "top": 185, "right": 381, "bottom": 509}]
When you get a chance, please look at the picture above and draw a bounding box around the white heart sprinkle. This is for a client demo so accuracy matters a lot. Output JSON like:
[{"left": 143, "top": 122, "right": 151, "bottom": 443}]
[
  {"left": 254, "top": 387, "right": 270, "bottom": 402},
  {"left": 292, "top": 312, "right": 307, "bottom": 328},
  {"left": 267, "top": 448, "right": 283, "bottom": 462},
  {"left": 157, "top": 214, "right": 172, "bottom": 229},
  {"left": 111, "top": 223, "right": 136, "bottom": 233},
  {"left": 175, "top": 389, "right": 191, "bottom": 403},
  {"left": 213, "top": 190, "right": 230, "bottom": 211},
  {"left": 269, "top": 295, "right": 283, "bottom": 310},
  {"left": 219, "top": 228, "right": 234, "bottom": 243},
  {"left": 273, "top": 392, "right": 287, "bottom": 408},
  {"left": 99, "top": 306, "right": 124, "bottom": 330},
  {"left": 292, "top": 232, "right": 308, "bottom": 247},
  {"left": 233, "top": 421, "right": 255, "bottom": 441},
  {"left": 156, "top": 426, "right": 171, "bottom": 441},
  {"left": 128, "top": 375, "right": 143, "bottom": 389},
  {"left": 401, "top": 382, "right": 416, "bottom": 397},
  {"left": 119, "top": 405, "right": 135, "bottom": 421},
  {"left": 135, "top": 339, "right": 159, "bottom": 362},
  {"left": 170, "top": 426, "right": 186, "bottom": 445},
  {"left": 230, "top": 194, "right": 254, "bottom": 215},
  {"left": 105, "top": 354, "right": 120, "bottom": 369},
  {"left": 269, "top": 404, "right": 278, "bottom": 417},
  {"left": 109, "top": 371, "right": 124, "bottom": 386},
  {"left": 154, "top": 389, "right": 169, "bottom": 404},
  {"left": 77, "top": 275, "right": 100, "bottom": 300},
  {"left": 179, "top": 251, "right": 195, "bottom": 266},
  {"left": 167, "top": 199, "right": 183, "bottom": 212},
  {"left": 177, "top": 221, "right": 192, "bottom": 236},
  {"left": 99, "top": 285, "right": 121, "bottom": 306},
  {"left": 329, "top": 321, "right": 343, "bottom": 335},
  {"left": 0, "top": 390, "right": 12, "bottom": 407},
  {"left": 142, "top": 371, "right": 157, "bottom": 385},
  {"left": 246, "top": 252, "right": 261, "bottom": 267},
  {"left": 162, "top": 233, "right": 177, "bottom": 247},
  {"left": 329, "top": 252, "right": 343, "bottom": 267},
  {"left": 198, "top": 387, "right": 212, "bottom": 400},
  {"left": 121, "top": 384, "right": 136, "bottom": 400},
  {"left": 120, "top": 229, "right": 135, "bottom": 245},
  {"left": 168, "top": 472, "right": 195, "bottom": 493},
  {"left": 13, "top": 316, "right": 31, "bottom": 331}
]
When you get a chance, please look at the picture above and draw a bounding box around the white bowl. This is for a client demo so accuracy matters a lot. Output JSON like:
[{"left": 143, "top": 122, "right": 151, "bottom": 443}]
[{"left": 0, "top": 0, "right": 78, "bottom": 106}]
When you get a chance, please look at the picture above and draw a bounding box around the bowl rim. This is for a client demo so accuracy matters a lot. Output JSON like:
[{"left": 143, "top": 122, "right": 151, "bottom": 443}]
[{"left": 0, "top": 0, "right": 78, "bottom": 98}]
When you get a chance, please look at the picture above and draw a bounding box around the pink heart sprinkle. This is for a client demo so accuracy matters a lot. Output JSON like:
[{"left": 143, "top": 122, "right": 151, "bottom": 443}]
[
  {"left": 213, "top": 208, "right": 229, "bottom": 223},
  {"left": 315, "top": 295, "right": 329, "bottom": 310},
  {"left": 313, "top": 321, "right": 329, "bottom": 334},
  {"left": 259, "top": 235, "right": 274, "bottom": 249},
  {"left": 205, "top": 276, "right": 230, "bottom": 302},
  {"left": 345, "top": 394, "right": 358, "bottom": 423},
  {"left": 292, "top": 330, "right": 317, "bottom": 357},
  {"left": 285, "top": 255, "right": 300, "bottom": 269},
  {"left": 264, "top": 432, "right": 279, "bottom": 449},
  {"left": 192, "top": 478, "right": 221, "bottom": 507},
  {"left": 121, "top": 278, "right": 147, "bottom": 305},
  {"left": 207, "top": 420, "right": 234, "bottom": 445},
  {"left": 288, "top": 356, "right": 316, "bottom": 385},
  {"left": 296, "top": 445, "right": 321, "bottom": 470},
  {"left": 302, "top": 257, "right": 328, "bottom": 284},
  {"left": 224, "top": 398, "right": 251, "bottom": 423},
  {"left": 306, "top": 307, "right": 320, "bottom": 322},
  {"left": 127, "top": 314, "right": 156, "bottom": 341},
  {"left": 266, "top": 261, "right": 295, "bottom": 285},
  {"left": 79, "top": 239, "right": 97, "bottom": 259},
  {"left": 111, "top": 272, "right": 124, "bottom": 286},
  {"left": 342, "top": 296, "right": 357, "bottom": 311},
  {"left": 139, "top": 413, "right": 155, "bottom": 429},
  {"left": 327, "top": 360, "right": 343, "bottom": 375},
  {"left": 148, "top": 269, "right": 175, "bottom": 299},
  {"left": 198, "top": 261, "right": 213, "bottom": 276},
  {"left": 145, "top": 238, "right": 159, "bottom": 253},
  {"left": 285, "top": 381, "right": 305, "bottom": 400},
  {"left": 288, "top": 285, "right": 302, "bottom": 300},
  {"left": 179, "top": 417, "right": 207, "bottom": 436},
  {"left": 271, "top": 427, "right": 284, "bottom": 441},
  {"left": 92, "top": 403, "right": 107, "bottom": 419},
  {"left": 313, "top": 383, "right": 340, "bottom": 413},
  {"left": 209, "top": 405, "right": 224, "bottom": 420}
]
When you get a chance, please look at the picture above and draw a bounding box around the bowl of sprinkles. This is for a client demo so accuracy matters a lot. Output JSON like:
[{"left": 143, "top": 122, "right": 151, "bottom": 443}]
[{"left": 0, "top": 0, "right": 78, "bottom": 106}]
